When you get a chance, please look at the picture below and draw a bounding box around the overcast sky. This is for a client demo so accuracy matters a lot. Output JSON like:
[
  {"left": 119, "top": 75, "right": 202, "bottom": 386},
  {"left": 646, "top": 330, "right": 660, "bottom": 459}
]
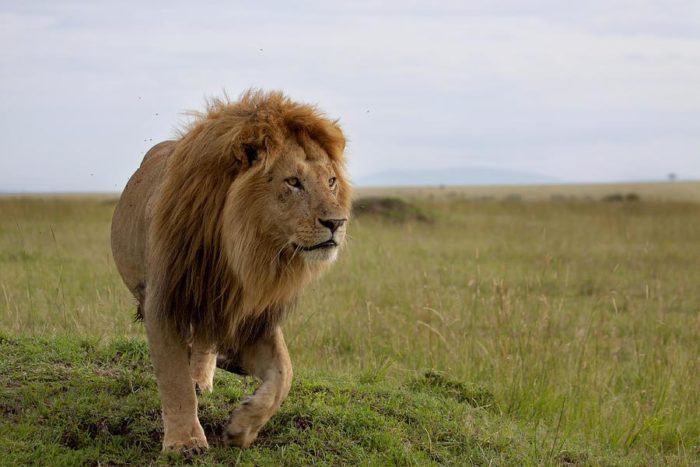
[{"left": 1, "top": 1, "right": 699, "bottom": 191}]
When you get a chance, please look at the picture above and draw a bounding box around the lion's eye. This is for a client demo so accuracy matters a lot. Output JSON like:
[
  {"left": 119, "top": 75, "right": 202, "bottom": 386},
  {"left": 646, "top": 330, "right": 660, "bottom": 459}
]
[
  {"left": 329, "top": 177, "right": 337, "bottom": 189},
  {"left": 285, "top": 177, "right": 302, "bottom": 189}
]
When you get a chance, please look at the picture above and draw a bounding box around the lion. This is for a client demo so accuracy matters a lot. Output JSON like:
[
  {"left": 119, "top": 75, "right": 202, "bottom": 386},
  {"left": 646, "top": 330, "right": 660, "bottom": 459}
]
[{"left": 110, "top": 90, "right": 350, "bottom": 454}]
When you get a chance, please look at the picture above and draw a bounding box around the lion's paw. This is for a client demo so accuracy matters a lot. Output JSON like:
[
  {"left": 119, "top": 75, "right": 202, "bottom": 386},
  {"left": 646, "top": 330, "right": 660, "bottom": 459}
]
[
  {"left": 194, "top": 379, "right": 214, "bottom": 394},
  {"left": 162, "top": 436, "right": 209, "bottom": 457},
  {"left": 190, "top": 362, "right": 215, "bottom": 395},
  {"left": 224, "top": 409, "right": 261, "bottom": 448},
  {"left": 223, "top": 426, "right": 258, "bottom": 448}
]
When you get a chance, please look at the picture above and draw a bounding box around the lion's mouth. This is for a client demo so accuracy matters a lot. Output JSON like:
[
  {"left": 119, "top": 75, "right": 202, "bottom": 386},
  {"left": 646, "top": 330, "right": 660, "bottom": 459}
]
[{"left": 295, "top": 239, "right": 337, "bottom": 252}]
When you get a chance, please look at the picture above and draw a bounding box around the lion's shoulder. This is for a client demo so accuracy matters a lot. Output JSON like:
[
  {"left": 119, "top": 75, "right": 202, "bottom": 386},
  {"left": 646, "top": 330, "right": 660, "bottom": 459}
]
[{"left": 141, "top": 140, "right": 177, "bottom": 167}]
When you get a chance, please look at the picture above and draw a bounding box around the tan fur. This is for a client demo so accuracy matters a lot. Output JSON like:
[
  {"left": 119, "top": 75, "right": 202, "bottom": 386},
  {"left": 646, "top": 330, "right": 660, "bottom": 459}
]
[
  {"left": 111, "top": 90, "right": 350, "bottom": 453},
  {"left": 189, "top": 342, "right": 216, "bottom": 393}
]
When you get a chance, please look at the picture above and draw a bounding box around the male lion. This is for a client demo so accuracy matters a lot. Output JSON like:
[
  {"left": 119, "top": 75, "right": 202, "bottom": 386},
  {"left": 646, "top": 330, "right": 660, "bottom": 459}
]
[{"left": 111, "top": 90, "right": 350, "bottom": 453}]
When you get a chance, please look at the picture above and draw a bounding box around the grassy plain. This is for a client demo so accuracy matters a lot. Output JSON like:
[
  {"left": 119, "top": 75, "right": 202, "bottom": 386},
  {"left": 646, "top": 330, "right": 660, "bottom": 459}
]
[
  {"left": 357, "top": 180, "right": 700, "bottom": 202},
  {"left": 0, "top": 183, "right": 699, "bottom": 464}
]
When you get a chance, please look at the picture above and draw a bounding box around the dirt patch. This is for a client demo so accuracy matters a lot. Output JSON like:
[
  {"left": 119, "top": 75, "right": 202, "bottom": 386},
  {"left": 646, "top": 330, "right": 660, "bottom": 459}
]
[
  {"left": 352, "top": 197, "right": 432, "bottom": 222},
  {"left": 0, "top": 336, "right": 18, "bottom": 346},
  {"left": 0, "top": 401, "right": 22, "bottom": 420},
  {"left": 293, "top": 415, "right": 313, "bottom": 431},
  {"left": 93, "top": 367, "right": 122, "bottom": 378}
]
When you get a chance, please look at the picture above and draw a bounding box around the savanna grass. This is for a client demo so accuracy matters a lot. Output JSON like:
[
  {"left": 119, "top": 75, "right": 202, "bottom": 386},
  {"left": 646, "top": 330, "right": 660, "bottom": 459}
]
[{"left": 0, "top": 194, "right": 698, "bottom": 463}]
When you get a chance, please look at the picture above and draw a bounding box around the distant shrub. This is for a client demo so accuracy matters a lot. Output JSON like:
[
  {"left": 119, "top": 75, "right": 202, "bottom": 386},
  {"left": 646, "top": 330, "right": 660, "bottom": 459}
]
[
  {"left": 602, "top": 193, "right": 624, "bottom": 202},
  {"left": 352, "top": 197, "right": 432, "bottom": 222},
  {"left": 602, "top": 193, "right": 641, "bottom": 202}
]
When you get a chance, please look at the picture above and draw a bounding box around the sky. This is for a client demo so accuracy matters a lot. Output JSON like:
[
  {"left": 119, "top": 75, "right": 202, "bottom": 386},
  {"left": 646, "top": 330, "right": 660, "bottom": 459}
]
[{"left": 1, "top": 0, "right": 699, "bottom": 191}]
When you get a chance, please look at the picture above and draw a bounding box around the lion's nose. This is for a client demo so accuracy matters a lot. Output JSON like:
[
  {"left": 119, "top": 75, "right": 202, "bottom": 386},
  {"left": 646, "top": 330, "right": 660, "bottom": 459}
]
[{"left": 318, "top": 218, "right": 347, "bottom": 233}]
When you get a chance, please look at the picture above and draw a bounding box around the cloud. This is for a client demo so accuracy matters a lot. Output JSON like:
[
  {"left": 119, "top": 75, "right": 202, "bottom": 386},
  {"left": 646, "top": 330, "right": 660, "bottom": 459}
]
[{"left": 0, "top": 1, "right": 698, "bottom": 191}]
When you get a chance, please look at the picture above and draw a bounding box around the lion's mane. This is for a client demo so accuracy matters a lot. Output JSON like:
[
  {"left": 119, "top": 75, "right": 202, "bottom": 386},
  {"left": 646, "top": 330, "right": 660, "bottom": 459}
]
[{"left": 147, "top": 90, "right": 347, "bottom": 353}]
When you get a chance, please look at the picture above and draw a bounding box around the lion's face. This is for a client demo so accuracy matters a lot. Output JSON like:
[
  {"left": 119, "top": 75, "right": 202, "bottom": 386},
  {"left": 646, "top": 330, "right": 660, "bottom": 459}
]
[
  {"left": 227, "top": 137, "right": 351, "bottom": 265},
  {"left": 269, "top": 138, "right": 350, "bottom": 262}
]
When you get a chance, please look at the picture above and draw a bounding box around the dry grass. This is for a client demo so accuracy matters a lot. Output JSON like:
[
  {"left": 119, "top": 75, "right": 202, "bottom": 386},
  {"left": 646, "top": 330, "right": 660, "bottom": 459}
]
[
  {"left": 1, "top": 188, "right": 699, "bottom": 463},
  {"left": 355, "top": 180, "right": 700, "bottom": 202}
]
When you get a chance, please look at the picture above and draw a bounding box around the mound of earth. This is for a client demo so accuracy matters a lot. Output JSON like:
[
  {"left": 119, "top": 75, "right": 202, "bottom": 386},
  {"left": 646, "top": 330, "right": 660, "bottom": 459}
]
[{"left": 351, "top": 197, "right": 432, "bottom": 222}]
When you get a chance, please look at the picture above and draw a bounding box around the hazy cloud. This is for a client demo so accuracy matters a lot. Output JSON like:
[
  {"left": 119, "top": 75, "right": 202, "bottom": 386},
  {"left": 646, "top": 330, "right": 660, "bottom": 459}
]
[{"left": 1, "top": 1, "right": 698, "bottom": 191}]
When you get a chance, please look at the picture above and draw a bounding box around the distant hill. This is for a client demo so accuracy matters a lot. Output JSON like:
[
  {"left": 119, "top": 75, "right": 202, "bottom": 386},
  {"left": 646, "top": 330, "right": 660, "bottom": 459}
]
[{"left": 355, "top": 167, "right": 563, "bottom": 187}]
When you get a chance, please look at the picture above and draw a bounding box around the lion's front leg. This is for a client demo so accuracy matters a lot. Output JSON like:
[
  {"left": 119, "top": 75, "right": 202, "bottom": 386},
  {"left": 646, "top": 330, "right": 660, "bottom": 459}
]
[
  {"left": 224, "top": 326, "right": 293, "bottom": 448},
  {"left": 144, "top": 304, "right": 208, "bottom": 454}
]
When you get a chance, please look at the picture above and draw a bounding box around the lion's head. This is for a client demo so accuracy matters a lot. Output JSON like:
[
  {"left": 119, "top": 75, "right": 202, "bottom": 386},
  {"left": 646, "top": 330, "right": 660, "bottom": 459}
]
[
  {"left": 149, "top": 90, "right": 351, "bottom": 346},
  {"left": 224, "top": 128, "right": 350, "bottom": 266}
]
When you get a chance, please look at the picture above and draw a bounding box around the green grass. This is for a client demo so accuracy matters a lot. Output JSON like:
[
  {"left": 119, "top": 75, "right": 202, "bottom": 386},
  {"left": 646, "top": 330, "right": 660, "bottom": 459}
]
[
  {"left": 1, "top": 194, "right": 699, "bottom": 464},
  {"left": 0, "top": 334, "right": 609, "bottom": 465}
]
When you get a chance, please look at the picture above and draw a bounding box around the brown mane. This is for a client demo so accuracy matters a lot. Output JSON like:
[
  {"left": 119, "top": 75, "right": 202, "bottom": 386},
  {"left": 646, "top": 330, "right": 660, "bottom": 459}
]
[{"left": 147, "top": 90, "right": 347, "bottom": 352}]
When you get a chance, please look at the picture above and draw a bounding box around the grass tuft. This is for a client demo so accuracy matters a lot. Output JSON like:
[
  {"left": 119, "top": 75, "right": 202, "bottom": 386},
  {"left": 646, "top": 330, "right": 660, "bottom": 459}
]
[{"left": 409, "top": 370, "right": 496, "bottom": 409}]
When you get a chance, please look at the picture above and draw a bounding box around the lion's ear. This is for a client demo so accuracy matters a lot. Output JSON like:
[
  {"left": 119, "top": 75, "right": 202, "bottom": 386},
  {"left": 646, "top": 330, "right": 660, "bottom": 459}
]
[{"left": 242, "top": 144, "right": 258, "bottom": 168}]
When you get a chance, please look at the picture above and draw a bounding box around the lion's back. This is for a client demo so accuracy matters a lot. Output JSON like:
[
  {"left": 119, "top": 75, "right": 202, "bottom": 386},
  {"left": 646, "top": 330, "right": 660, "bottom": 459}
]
[{"left": 111, "top": 140, "right": 175, "bottom": 300}]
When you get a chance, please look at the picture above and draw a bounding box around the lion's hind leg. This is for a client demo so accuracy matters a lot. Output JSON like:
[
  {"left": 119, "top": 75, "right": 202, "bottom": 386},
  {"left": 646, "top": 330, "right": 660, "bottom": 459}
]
[
  {"left": 224, "top": 326, "right": 293, "bottom": 448},
  {"left": 190, "top": 343, "right": 217, "bottom": 394}
]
